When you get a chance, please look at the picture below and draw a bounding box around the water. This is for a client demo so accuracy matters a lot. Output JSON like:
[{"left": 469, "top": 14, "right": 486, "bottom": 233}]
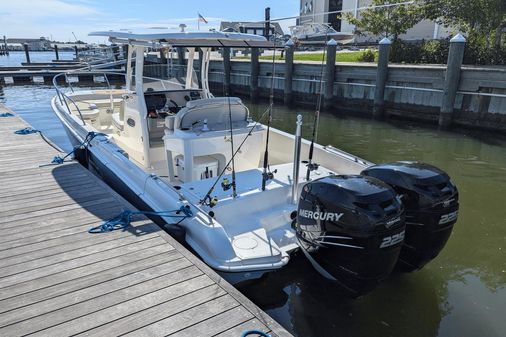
[
  {"left": 0, "top": 51, "right": 75, "bottom": 66},
  {"left": 1, "top": 78, "right": 505, "bottom": 336}
]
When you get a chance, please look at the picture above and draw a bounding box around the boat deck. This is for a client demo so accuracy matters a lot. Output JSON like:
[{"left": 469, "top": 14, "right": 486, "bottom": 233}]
[{"left": 0, "top": 103, "right": 290, "bottom": 336}]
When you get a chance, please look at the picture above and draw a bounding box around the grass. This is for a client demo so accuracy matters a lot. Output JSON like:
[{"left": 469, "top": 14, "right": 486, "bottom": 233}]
[{"left": 236, "top": 50, "right": 378, "bottom": 62}]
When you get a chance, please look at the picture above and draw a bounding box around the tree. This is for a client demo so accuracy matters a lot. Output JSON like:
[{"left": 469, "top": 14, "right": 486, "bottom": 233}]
[
  {"left": 342, "top": 0, "right": 424, "bottom": 41},
  {"left": 423, "top": 0, "right": 506, "bottom": 50}
]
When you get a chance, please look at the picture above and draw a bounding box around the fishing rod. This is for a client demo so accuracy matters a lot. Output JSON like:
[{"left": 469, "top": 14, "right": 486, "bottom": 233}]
[
  {"left": 226, "top": 94, "right": 237, "bottom": 198},
  {"left": 199, "top": 104, "right": 272, "bottom": 206},
  {"left": 261, "top": 46, "right": 277, "bottom": 191},
  {"left": 305, "top": 35, "right": 328, "bottom": 181}
]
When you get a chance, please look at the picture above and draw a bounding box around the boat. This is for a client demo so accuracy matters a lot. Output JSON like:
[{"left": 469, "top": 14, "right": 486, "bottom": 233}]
[
  {"left": 289, "top": 23, "right": 354, "bottom": 45},
  {"left": 51, "top": 29, "right": 459, "bottom": 296}
]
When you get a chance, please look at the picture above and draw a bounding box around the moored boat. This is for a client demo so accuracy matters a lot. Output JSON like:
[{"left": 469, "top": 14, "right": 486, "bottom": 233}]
[{"left": 51, "top": 29, "right": 459, "bottom": 296}]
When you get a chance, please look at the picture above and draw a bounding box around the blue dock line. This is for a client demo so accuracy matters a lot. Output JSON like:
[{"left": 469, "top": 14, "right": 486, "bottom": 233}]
[
  {"left": 0, "top": 112, "right": 14, "bottom": 117},
  {"left": 88, "top": 205, "right": 193, "bottom": 233},
  {"left": 14, "top": 127, "right": 40, "bottom": 135},
  {"left": 14, "top": 127, "right": 64, "bottom": 154},
  {"left": 241, "top": 331, "right": 270, "bottom": 337},
  {"left": 51, "top": 131, "right": 105, "bottom": 164}
]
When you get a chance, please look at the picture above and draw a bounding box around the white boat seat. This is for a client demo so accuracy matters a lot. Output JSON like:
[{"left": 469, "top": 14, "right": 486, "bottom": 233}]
[
  {"left": 174, "top": 97, "right": 248, "bottom": 131},
  {"left": 72, "top": 103, "right": 100, "bottom": 120}
]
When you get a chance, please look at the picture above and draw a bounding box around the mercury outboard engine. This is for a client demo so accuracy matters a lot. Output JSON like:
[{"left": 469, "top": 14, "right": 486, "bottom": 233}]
[
  {"left": 295, "top": 175, "right": 405, "bottom": 297},
  {"left": 362, "top": 162, "right": 459, "bottom": 272}
]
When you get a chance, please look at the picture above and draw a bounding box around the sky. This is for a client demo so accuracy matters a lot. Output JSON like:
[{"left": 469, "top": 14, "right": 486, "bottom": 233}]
[{"left": 0, "top": 0, "right": 300, "bottom": 43}]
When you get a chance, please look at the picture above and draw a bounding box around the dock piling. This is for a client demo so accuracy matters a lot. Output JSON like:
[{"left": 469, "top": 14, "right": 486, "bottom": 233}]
[
  {"left": 284, "top": 40, "right": 295, "bottom": 106},
  {"left": 23, "top": 44, "right": 31, "bottom": 64},
  {"left": 439, "top": 33, "right": 466, "bottom": 128},
  {"left": 323, "top": 39, "right": 337, "bottom": 110},
  {"left": 250, "top": 48, "right": 260, "bottom": 100},
  {"left": 373, "top": 37, "right": 391, "bottom": 119},
  {"left": 54, "top": 45, "right": 59, "bottom": 60}
]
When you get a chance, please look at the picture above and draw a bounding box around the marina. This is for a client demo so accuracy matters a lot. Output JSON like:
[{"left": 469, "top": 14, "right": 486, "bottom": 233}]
[
  {"left": 1, "top": 0, "right": 505, "bottom": 336},
  {"left": 0, "top": 103, "right": 290, "bottom": 336}
]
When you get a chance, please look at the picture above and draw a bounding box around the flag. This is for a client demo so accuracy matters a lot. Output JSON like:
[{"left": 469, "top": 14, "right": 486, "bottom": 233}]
[{"left": 198, "top": 13, "right": 208, "bottom": 24}]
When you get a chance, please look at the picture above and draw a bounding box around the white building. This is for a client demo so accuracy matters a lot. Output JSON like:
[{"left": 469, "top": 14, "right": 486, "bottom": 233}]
[{"left": 299, "top": 0, "right": 452, "bottom": 42}]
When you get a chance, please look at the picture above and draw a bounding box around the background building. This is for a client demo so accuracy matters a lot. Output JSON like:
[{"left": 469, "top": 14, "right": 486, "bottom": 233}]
[
  {"left": 300, "top": 0, "right": 452, "bottom": 42},
  {"left": 6, "top": 37, "right": 51, "bottom": 51}
]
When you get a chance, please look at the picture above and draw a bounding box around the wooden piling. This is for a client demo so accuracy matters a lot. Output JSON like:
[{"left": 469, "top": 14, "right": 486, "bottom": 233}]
[
  {"left": 284, "top": 40, "right": 295, "bottom": 106},
  {"left": 250, "top": 48, "right": 260, "bottom": 100},
  {"left": 223, "top": 47, "right": 231, "bottom": 95},
  {"left": 23, "top": 44, "right": 31, "bottom": 64},
  {"left": 54, "top": 45, "right": 59, "bottom": 60},
  {"left": 373, "top": 38, "right": 391, "bottom": 119},
  {"left": 323, "top": 39, "right": 337, "bottom": 110},
  {"left": 439, "top": 33, "right": 466, "bottom": 128},
  {"left": 74, "top": 45, "right": 79, "bottom": 59}
]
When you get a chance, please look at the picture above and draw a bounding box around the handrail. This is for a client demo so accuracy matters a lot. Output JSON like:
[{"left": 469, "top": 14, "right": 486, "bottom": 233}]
[{"left": 61, "top": 92, "right": 86, "bottom": 126}]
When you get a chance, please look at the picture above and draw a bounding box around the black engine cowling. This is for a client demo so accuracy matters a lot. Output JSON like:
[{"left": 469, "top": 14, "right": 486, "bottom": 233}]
[
  {"left": 295, "top": 175, "right": 405, "bottom": 296},
  {"left": 362, "top": 162, "right": 459, "bottom": 272}
]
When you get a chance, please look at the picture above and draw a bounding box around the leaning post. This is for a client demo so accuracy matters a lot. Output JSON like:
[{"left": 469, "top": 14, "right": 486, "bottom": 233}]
[
  {"left": 23, "top": 44, "right": 31, "bottom": 64},
  {"left": 223, "top": 47, "right": 231, "bottom": 95},
  {"left": 439, "top": 33, "right": 466, "bottom": 128},
  {"left": 284, "top": 39, "right": 295, "bottom": 106},
  {"left": 323, "top": 38, "right": 337, "bottom": 110},
  {"left": 250, "top": 48, "right": 260, "bottom": 100},
  {"left": 373, "top": 37, "right": 391, "bottom": 119}
]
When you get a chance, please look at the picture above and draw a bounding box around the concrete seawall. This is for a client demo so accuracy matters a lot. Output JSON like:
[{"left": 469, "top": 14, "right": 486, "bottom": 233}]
[{"left": 206, "top": 59, "right": 506, "bottom": 132}]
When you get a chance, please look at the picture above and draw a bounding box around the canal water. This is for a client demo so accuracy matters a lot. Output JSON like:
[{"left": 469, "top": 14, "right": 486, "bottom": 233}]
[{"left": 1, "top": 53, "right": 505, "bottom": 337}]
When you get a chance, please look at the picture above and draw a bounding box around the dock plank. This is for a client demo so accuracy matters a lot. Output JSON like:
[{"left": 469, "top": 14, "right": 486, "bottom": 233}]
[{"left": 0, "top": 103, "right": 290, "bottom": 336}]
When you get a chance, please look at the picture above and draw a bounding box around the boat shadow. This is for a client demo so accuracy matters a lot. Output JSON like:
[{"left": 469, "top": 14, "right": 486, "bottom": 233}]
[
  {"left": 236, "top": 251, "right": 446, "bottom": 337},
  {"left": 50, "top": 163, "right": 161, "bottom": 238}
]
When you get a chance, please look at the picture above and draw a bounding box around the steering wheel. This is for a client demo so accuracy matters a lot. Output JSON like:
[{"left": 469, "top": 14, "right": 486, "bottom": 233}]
[{"left": 168, "top": 99, "right": 179, "bottom": 114}]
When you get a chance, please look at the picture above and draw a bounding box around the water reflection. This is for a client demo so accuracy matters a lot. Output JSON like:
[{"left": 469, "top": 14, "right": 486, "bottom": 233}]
[
  {"left": 245, "top": 100, "right": 506, "bottom": 337},
  {"left": 238, "top": 252, "right": 444, "bottom": 337}
]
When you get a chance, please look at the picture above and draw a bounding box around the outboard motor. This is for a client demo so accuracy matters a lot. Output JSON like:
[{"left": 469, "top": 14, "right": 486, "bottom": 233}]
[
  {"left": 295, "top": 175, "right": 405, "bottom": 296},
  {"left": 362, "top": 162, "right": 459, "bottom": 272}
]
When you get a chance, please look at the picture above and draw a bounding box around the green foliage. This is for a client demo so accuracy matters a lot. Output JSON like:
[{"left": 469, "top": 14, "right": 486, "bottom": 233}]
[
  {"left": 389, "top": 39, "right": 506, "bottom": 65},
  {"left": 255, "top": 51, "right": 377, "bottom": 63},
  {"left": 358, "top": 49, "right": 377, "bottom": 62},
  {"left": 422, "top": 0, "right": 505, "bottom": 50},
  {"left": 342, "top": 0, "right": 424, "bottom": 41}
]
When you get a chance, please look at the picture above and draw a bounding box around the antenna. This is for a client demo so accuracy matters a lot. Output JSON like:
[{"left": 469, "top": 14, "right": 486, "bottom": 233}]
[{"left": 72, "top": 32, "right": 78, "bottom": 42}]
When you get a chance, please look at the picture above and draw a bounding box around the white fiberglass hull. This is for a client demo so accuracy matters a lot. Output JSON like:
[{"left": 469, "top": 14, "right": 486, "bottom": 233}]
[{"left": 51, "top": 95, "right": 370, "bottom": 275}]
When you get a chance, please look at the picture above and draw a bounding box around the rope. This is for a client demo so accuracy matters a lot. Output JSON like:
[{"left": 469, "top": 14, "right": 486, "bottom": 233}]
[
  {"left": 14, "top": 127, "right": 39, "bottom": 135},
  {"left": 0, "top": 112, "right": 14, "bottom": 117},
  {"left": 88, "top": 205, "right": 193, "bottom": 234},
  {"left": 241, "top": 330, "right": 270, "bottom": 337},
  {"left": 14, "top": 127, "right": 64, "bottom": 153},
  {"left": 51, "top": 131, "right": 105, "bottom": 165}
]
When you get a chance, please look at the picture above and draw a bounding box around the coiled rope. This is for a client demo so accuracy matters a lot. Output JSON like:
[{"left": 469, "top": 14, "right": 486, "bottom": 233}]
[
  {"left": 88, "top": 205, "right": 193, "bottom": 234},
  {"left": 0, "top": 112, "right": 14, "bottom": 117}
]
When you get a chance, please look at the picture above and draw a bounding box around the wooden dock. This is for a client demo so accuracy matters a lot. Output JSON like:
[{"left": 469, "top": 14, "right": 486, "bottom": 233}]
[{"left": 0, "top": 103, "right": 290, "bottom": 337}]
